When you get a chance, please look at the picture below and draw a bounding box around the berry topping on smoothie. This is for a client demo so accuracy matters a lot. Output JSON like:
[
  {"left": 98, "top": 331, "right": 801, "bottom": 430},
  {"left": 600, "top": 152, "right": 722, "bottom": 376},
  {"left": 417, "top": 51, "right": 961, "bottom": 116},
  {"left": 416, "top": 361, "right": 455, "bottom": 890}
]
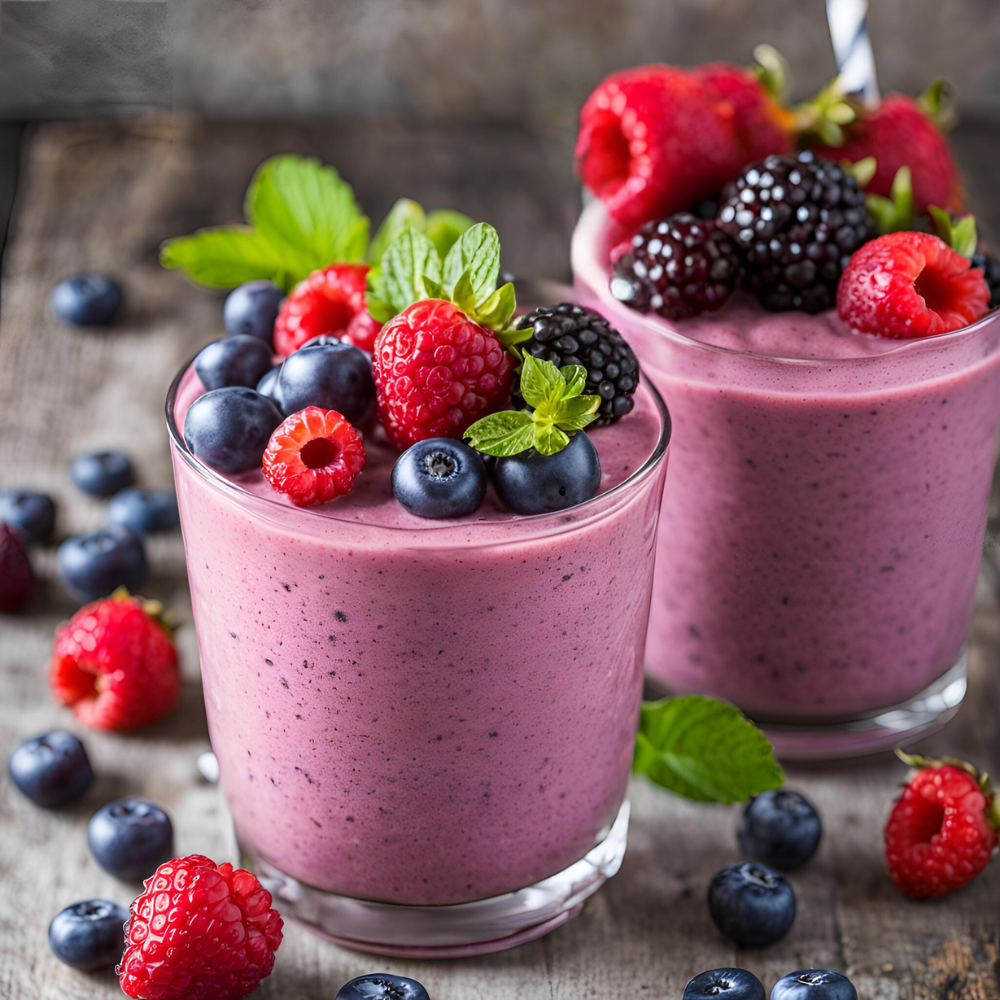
[
  {"left": 392, "top": 438, "right": 488, "bottom": 518},
  {"left": 184, "top": 386, "right": 283, "bottom": 474},
  {"left": 193, "top": 334, "right": 273, "bottom": 390},
  {"left": 272, "top": 337, "right": 375, "bottom": 421},
  {"left": 837, "top": 231, "right": 989, "bottom": 337}
]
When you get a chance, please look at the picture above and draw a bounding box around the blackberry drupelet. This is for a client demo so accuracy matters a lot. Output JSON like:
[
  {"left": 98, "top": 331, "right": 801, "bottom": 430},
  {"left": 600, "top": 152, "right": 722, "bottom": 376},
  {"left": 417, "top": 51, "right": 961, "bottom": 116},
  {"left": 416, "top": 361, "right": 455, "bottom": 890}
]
[
  {"left": 717, "top": 150, "right": 875, "bottom": 313},
  {"left": 611, "top": 214, "right": 739, "bottom": 320},
  {"left": 514, "top": 303, "right": 639, "bottom": 424},
  {"left": 971, "top": 251, "right": 1000, "bottom": 309}
]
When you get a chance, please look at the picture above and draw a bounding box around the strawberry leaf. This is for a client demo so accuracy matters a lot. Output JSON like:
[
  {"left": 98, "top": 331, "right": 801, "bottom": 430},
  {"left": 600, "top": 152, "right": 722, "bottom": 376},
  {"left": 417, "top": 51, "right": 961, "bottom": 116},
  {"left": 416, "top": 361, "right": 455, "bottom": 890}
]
[{"left": 160, "top": 227, "right": 295, "bottom": 290}]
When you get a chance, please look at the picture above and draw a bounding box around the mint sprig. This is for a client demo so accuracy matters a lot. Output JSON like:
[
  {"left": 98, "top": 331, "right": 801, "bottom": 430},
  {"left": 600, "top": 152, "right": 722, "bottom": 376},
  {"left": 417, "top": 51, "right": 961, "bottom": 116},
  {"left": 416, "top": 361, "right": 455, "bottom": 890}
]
[
  {"left": 161, "top": 155, "right": 369, "bottom": 291},
  {"left": 464, "top": 354, "right": 601, "bottom": 457},
  {"left": 929, "top": 206, "right": 978, "bottom": 260},
  {"left": 365, "top": 222, "right": 517, "bottom": 332},
  {"left": 367, "top": 199, "right": 474, "bottom": 266},
  {"left": 633, "top": 696, "right": 784, "bottom": 804},
  {"left": 865, "top": 165, "right": 915, "bottom": 234}
]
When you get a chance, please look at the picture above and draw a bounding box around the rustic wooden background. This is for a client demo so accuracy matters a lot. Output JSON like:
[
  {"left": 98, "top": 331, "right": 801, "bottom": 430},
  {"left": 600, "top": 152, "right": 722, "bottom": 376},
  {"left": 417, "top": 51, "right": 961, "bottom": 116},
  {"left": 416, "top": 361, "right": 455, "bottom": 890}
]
[{"left": 1, "top": 115, "right": 1000, "bottom": 999}]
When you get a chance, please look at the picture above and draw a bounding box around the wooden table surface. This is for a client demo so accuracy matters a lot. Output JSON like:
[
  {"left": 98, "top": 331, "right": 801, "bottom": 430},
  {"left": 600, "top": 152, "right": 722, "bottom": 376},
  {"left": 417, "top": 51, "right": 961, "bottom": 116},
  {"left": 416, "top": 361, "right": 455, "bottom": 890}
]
[{"left": 1, "top": 116, "right": 1000, "bottom": 1000}]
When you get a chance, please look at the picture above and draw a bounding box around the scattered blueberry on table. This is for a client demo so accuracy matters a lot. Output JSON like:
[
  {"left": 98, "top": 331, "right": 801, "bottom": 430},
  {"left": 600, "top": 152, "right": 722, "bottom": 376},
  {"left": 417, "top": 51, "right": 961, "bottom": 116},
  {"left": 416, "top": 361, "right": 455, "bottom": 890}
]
[
  {"left": 48, "top": 899, "right": 129, "bottom": 971},
  {"left": 50, "top": 274, "right": 123, "bottom": 326},
  {"left": 738, "top": 789, "right": 822, "bottom": 870},
  {"left": 770, "top": 971, "right": 858, "bottom": 1000},
  {"left": 336, "top": 974, "right": 431, "bottom": 1000},
  {"left": 274, "top": 338, "right": 375, "bottom": 422},
  {"left": 707, "top": 861, "right": 796, "bottom": 947},
  {"left": 107, "top": 487, "right": 179, "bottom": 535},
  {"left": 494, "top": 431, "right": 601, "bottom": 515},
  {"left": 183, "top": 386, "right": 283, "bottom": 474},
  {"left": 88, "top": 798, "right": 175, "bottom": 882},
  {"left": 223, "top": 279, "right": 284, "bottom": 343},
  {"left": 684, "top": 969, "right": 765, "bottom": 1000},
  {"left": 8, "top": 731, "right": 94, "bottom": 808},
  {"left": 392, "top": 439, "right": 488, "bottom": 518},
  {"left": 194, "top": 335, "right": 274, "bottom": 391},
  {"left": 70, "top": 450, "right": 134, "bottom": 497},
  {"left": 0, "top": 522, "right": 35, "bottom": 612},
  {"left": 57, "top": 526, "right": 148, "bottom": 600},
  {"left": 0, "top": 490, "right": 56, "bottom": 543}
]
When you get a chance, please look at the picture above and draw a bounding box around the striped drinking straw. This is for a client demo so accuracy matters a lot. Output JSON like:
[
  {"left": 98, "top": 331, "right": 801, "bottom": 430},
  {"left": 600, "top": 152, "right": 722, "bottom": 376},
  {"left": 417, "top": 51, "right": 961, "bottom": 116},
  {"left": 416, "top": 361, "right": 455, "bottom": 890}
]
[{"left": 825, "top": 0, "right": 880, "bottom": 106}]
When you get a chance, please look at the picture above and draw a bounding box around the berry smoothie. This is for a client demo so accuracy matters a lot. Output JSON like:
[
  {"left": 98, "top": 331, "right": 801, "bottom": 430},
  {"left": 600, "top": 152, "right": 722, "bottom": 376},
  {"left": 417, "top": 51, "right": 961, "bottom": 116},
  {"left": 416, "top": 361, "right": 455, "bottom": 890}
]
[
  {"left": 574, "top": 202, "right": 1000, "bottom": 725},
  {"left": 167, "top": 360, "right": 667, "bottom": 914}
]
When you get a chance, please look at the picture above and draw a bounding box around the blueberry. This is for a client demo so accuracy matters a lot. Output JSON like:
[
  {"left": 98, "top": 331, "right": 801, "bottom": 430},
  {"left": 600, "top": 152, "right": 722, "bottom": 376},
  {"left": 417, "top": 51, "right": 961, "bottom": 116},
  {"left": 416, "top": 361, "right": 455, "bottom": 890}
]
[
  {"left": 70, "top": 450, "right": 134, "bottom": 497},
  {"left": 183, "top": 387, "right": 283, "bottom": 474},
  {"left": 106, "top": 487, "right": 179, "bottom": 535},
  {"left": 51, "top": 274, "right": 122, "bottom": 326},
  {"left": 392, "top": 438, "right": 487, "bottom": 518},
  {"left": 771, "top": 971, "right": 857, "bottom": 1000},
  {"left": 707, "top": 862, "right": 796, "bottom": 947},
  {"left": 194, "top": 335, "right": 273, "bottom": 391},
  {"left": 494, "top": 431, "right": 601, "bottom": 515},
  {"left": 336, "top": 974, "right": 430, "bottom": 1000},
  {"left": 739, "top": 789, "right": 822, "bottom": 870},
  {"left": 257, "top": 364, "right": 282, "bottom": 401},
  {"left": 275, "top": 340, "right": 375, "bottom": 423},
  {"left": 8, "top": 731, "right": 94, "bottom": 808},
  {"left": 57, "top": 527, "right": 148, "bottom": 600},
  {"left": 88, "top": 798, "right": 174, "bottom": 882},
  {"left": 223, "top": 280, "right": 283, "bottom": 342},
  {"left": 684, "top": 969, "right": 766, "bottom": 1000},
  {"left": 0, "top": 490, "right": 56, "bottom": 543},
  {"left": 48, "top": 899, "right": 129, "bottom": 971}
]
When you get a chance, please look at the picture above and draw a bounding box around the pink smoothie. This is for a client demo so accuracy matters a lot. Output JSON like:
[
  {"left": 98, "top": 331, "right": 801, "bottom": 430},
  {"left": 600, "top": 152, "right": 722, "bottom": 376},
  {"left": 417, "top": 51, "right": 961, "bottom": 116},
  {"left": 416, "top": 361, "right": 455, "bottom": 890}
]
[
  {"left": 168, "top": 363, "right": 667, "bottom": 904},
  {"left": 574, "top": 202, "right": 1000, "bottom": 721}
]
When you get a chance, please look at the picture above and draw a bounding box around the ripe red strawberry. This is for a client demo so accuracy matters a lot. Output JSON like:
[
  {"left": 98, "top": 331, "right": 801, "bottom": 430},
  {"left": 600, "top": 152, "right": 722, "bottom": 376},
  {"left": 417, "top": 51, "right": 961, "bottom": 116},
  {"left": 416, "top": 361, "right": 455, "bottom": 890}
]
[
  {"left": 575, "top": 65, "right": 746, "bottom": 229},
  {"left": 0, "top": 522, "right": 34, "bottom": 613},
  {"left": 373, "top": 299, "right": 515, "bottom": 449},
  {"left": 342, "top": 307, "right": 382, "bottom": 354},
  {"left": 263, "top": 406, "right": 366, "bottom": 507},
  {"left": 119, "top": 854, "right": 283, "bottom": 1000},
  {"left": 50, "top": 591, "right": 180, "bottom": 731},
  {"left": 273, "top": 263, "right": 370, "bottom": 356},
  {"left": 885, "top": 754, "right": 999, "bottom": 899},
  {"left": 837, "top": 231, "right": 989, "bottom": 338},
  {"left": 811, "top": 93, "right": 961, "bottom": 215}
]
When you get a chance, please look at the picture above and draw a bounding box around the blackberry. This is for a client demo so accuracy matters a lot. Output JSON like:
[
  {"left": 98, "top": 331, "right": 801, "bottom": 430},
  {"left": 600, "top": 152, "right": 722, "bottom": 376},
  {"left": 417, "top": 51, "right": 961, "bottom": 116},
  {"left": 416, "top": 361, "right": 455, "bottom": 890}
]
[
  {"left": 971, "top": 251, "right": 1000, "bottom": 309},
  {"left": 717, "top": 150, "right": 875, "bottom": 313},
  {"left": 610, "top": 214, "right": 739, "bottom": 320},
  {"left": 514, "top": 304, "right": 639, "bottom": 425}
]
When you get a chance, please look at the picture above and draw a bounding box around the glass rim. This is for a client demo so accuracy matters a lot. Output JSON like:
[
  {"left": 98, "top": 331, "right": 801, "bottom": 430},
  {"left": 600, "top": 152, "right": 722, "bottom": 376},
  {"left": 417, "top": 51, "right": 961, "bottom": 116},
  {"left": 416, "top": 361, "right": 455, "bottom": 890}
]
[
  {"left": 573, "top": 199, "right": 1000, "bottom": 368},
  {"left": 164, "top": 284, "right": 671, "bottom": 539}
]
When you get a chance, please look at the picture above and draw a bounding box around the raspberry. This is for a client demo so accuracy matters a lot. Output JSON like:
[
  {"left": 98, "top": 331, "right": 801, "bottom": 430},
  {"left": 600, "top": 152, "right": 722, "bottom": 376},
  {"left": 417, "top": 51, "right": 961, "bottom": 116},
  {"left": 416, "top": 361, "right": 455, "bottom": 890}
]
[
  {"left": 884, "top": 759, "right": 999, "bottom": 899},
  {"left": 837, "top": 232, "right": 989, "bottom": 337},
  {"left": 0, "top": 522, "right": 34, "bottom": 612},
  {"left": 50, "top": 592, "right": 180, "bottom": 731},
  {"left": 610, "top": 213, "right": 739, "bottom": 320},
  {"left": 575, "top": 65, "right": 745, "bottom": 229},
  {"left": 262, "top": 406, "right": 366, "bottom": 507},
  {"left": 273, "top": 263, "right": 369, "bottom": 356},
  {"left": 374, "top": 299, "right": 515, "bottom": 450},
  {"left": 717, "top": 150, "right": 875, "bottom": 313},
  {"left": 342, "top": 308, "right": 382, "bottom": 353},
  {"left": 119, "top": 854, "right": 283, "bottom": 999}
]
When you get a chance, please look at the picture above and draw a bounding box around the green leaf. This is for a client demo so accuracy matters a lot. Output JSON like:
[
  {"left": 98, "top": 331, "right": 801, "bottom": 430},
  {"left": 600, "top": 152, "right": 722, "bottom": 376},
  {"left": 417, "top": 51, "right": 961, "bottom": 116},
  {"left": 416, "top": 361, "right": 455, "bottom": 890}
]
[
  {"left": 426, "top": 209, "right": 475, "bottom": 260},
  {"left": 751, "top": 44, "right": 788, "bottom": 102},
  {"left": 470, "top": 282, "right": 516, "bottom": 332},
  {"left": 368, "top": 198, "right": 427, "bottom": 264},
  {"left": 866, "top": 166, "right": 914, "bottom": 234},
  {"left": 464, "top": 410, "right": 535, "bottom": 457},
  {"left": 420, "top": 276, "right": 448, "bottom": 301},
  {"left": 519, "top": 353, "right": 566, "bottom": 409},
  {"left": 633, "top": 696, "right": 784, "bottom": 804},
  {"left": 551, "top": 393, "right": 601, "bottom": 431},
  {"left": 245, "top": 155, "right": 369, "bottom": 268},
  {"left": 561, "top": 365, "right": 587, "bottom": 398},
  {"left": 498, "top": 323, "right": 534, "bottom": 347},
  {"left": 845, "top": 156, "right": 877, "bottom": 189},
  {"left": 160, "top": 228, "right": 294, "bottom": 290},
  {"left": 381, "top": 228, "right": 442, "bottom": 314},
  {"left": 442, "top": 223, "right": 501, "bottom": 301},
  {"left": 450, "top": 270, "right": 480, "bottom": 315},
  {"left": 532, "top": 420, "right": 571, "bottom": 456},
  {"left": 929, "top": 206, "right": 978, "bottom": 259}
]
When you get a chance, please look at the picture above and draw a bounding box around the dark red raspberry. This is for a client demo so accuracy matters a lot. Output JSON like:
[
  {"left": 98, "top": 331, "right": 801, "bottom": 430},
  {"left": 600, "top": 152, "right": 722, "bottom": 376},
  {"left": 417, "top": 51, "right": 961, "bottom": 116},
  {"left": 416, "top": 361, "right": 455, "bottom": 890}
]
[
  {"left": 373, "top": 299, "right": 515, "bottom": 450},
  {"left": 50, "top": 592, "right": 181, "bottom": 731},
  {"left": 119, "top": 854, "right": 283, "bottom": 999},
  {"left": 610, "top": 213, "right": 739, "bottom": 320},
  {"left": 262, "top": 406, "right": 366, "bottom": 507},
  {"left": 342, "top": 308, "right": 382, "bottom": 353},
  {"left": 273, "top": 263, "right": 369, "bottom": 356},
  {"left": 0, "top": 522, "right": 34, "bottom": 612}
]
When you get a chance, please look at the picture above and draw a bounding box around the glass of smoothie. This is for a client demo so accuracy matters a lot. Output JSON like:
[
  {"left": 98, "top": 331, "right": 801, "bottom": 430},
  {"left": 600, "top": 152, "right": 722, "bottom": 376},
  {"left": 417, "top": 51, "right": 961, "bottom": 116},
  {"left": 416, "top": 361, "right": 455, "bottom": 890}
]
[
  {"left": 574, "top": 202, "right": 1000, "bottom": 758},
  {"left": 165, "top": 281, "right": 670, "bottom": 957}
]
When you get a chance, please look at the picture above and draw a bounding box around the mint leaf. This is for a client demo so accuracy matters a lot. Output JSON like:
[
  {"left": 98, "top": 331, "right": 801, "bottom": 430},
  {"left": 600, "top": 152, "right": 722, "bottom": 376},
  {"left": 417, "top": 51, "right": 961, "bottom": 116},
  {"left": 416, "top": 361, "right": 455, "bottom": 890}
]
[
  {"left": 442, "top": 223, "right": 501, "bottom": 301},
  {"left": 426, "top": 209, "right": 475, "bottom": 258},
  {"left": 633, "top": 696, "right": 783, "bottom": 804},
  {"left": 929, "top": 206, "right": 978, "bottom": 260},
  {"left": 519, "top": 353, "right": 566, "bottom": 409},
  {"left": 449, "top": 271, "right": 480, "bottom": 315},
  {"left": 469, "top": 282, "right": 516, "bottom": 331},
  {"left": 866, "top": 166, "right": 914, "bottom": 235},
  {"left": 532, "top": 415, "right": 571, "bottom": 456},
  {"left": 160, "top": 228, "right": 294, "bottom": 290},
  {"left": 551, "top": 393, "right": 600, "bottom": 431},
  {"left": 561, "top": 365, "right": 587, "bottom": 398},
  {"left": 369, "top": 198, "right": 427, "bottom": 265},
  {"left": 464, "top": 410, "right": 535, "bottom": 457},
  {"left": 245, "top": 155, "right": 369, "bottom": 269},
  {"left": 379, "top": 229, "right": 442, "bottom": 315}
]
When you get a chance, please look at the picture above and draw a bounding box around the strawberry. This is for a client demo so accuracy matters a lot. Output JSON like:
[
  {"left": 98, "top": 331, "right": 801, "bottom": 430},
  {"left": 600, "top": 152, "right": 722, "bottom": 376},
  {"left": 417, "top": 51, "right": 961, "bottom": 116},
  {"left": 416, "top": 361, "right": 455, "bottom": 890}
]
[
  {"left": 50, "top": 591, "right": 181, "bottom": 731},
  {"left": 885, "top": 752, "right": 1000, "bottom": 899},
  {"left": 837, "top": 231, "right": 989, "bottom": 337},
  {"left": 273, "top": 263, "right": 371, "bottom": 356},
  {"left": 262, "top": 406, "right": 366, "bottom": 506}
]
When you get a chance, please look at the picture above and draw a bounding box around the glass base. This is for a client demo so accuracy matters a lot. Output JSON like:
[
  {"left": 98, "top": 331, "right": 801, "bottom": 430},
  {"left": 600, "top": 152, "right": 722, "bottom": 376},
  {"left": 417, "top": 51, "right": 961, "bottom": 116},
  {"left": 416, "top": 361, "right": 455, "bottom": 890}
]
[
  {"left": 230, "top": 801, "right": 630, "bottom": 958},
  {"left": 647, "top": 653, "right": 967, "bottom": 761}
]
